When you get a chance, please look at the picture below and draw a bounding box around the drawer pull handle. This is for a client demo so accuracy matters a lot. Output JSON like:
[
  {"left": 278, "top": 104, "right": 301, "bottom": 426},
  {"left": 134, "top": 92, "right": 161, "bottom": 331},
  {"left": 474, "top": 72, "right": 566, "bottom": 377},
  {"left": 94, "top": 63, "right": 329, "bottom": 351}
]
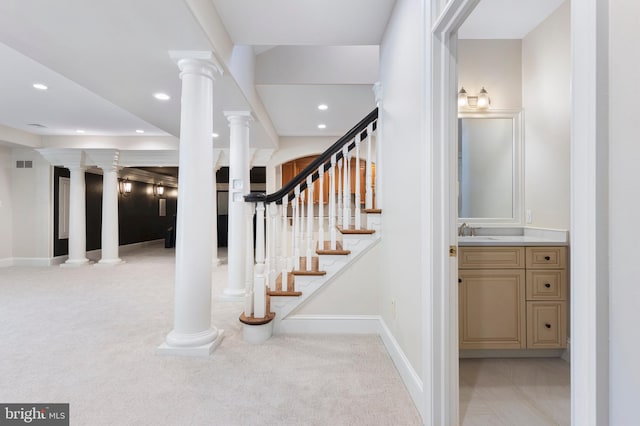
[
  {"left": 545, "top": 323, "right": 552, "bottom": 329},
  {"left": 544, "top": 256, "right": 551, "bottom": 261},
  {"left": 545, "top": 283, "right": 551, "bottom": 288},
  {"left": 458, "top": 278, "right": 462, "bottom": 283}
]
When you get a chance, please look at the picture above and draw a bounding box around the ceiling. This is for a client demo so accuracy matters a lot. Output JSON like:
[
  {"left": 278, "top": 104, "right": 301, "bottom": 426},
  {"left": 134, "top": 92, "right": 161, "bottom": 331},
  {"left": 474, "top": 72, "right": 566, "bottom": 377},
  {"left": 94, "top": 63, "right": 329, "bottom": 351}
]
[
  {"left": 0, "top": 0, "right": 565, "bottom": 153},
  {"left": 459, "top": 0, "right": 566, "bottom": 39}
]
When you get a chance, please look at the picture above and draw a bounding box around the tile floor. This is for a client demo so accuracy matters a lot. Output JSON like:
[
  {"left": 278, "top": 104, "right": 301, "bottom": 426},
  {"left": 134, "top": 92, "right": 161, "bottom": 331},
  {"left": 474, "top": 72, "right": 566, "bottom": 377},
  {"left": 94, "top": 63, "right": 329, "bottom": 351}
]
[{"left": 460, "top": 358, "right": 570, "bottom": 425}]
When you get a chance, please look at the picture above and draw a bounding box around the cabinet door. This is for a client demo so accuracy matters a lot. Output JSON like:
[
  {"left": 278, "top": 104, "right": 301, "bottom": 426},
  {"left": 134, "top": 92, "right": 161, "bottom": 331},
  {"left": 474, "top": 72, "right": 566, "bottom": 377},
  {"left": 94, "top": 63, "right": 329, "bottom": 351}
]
[
  {"left": 459, "top": 269, "right": 526, "bottom": 349},
  {"left": 526, "top": 301, "right": 567, "bottom": 348}
]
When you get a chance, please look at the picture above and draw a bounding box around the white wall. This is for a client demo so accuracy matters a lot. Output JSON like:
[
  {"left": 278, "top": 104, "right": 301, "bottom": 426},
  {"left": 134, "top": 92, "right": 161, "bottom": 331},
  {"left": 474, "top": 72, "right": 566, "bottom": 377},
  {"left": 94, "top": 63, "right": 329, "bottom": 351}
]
[
  {"left": 522, "top": 2, "right": 570, "bottom": 229},
  {"left": 11, "top": 149, "right": 52, "bottom": 261},
  {"left": 0, "top": 146, "right": 13, "bottom": 264},
  {"left": 256, "top": 46, "right": 379, "bottom": 84},
  {"left": 378, "top": 0, "right": 426, "bottom": 377},
  {"left": 609, "top": 1, "right": 640, "bottom": 423},
  {"left": 458, "top": 39, "right": 522, "bottom": 109},
  {"left": 294, "top": 243, "right": 381, "bottom": 315}
]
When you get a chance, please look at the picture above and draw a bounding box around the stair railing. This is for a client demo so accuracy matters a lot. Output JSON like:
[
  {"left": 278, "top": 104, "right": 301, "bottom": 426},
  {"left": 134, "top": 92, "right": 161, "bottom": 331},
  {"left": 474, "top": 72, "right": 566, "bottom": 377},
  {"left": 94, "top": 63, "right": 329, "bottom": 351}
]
[{"left": 241, "top": 108, "right": 378, "bottom": 325}]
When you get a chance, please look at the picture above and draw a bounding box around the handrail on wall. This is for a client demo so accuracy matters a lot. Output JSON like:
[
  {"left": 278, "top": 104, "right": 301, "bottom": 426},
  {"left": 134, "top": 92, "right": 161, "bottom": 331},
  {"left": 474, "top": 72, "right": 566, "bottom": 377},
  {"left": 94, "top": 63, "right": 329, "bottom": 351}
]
[{"left": 245, "top": 108, "right": 378, "bottom": 204}]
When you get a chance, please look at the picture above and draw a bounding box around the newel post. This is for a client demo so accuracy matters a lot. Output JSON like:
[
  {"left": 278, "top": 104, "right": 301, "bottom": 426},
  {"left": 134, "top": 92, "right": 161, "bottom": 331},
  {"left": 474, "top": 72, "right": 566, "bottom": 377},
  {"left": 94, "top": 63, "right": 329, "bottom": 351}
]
[{"left": 239, "top": 200, "right": 274, "bottom": 343}]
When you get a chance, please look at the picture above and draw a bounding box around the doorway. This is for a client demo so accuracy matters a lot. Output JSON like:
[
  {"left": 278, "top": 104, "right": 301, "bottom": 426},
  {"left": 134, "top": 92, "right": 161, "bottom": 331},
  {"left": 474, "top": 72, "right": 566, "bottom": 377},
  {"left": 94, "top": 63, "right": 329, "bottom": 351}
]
[{"left": 428, "top": 0, "right": 607, "bottom": 424}]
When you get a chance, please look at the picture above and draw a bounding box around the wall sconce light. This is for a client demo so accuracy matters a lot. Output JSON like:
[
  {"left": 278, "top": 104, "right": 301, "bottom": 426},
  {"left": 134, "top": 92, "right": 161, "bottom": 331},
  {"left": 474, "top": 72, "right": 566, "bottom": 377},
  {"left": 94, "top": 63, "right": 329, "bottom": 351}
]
[
  {"left": 119, "top": 179, "right": 132, "bottom": 196},
  {"left": 153, "top": 184, "right": 165, "bottom": 197},
  {"left": 458, "top": 86, "right": 490, "bottom": 110}
]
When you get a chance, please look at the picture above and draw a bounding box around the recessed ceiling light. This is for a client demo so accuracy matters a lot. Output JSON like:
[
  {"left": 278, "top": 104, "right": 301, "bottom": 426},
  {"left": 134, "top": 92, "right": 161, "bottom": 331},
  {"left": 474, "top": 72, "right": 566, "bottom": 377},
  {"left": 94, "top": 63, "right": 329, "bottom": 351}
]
[
  {"left": 76, "top": 129, "right": 85, "bottom": 134},
  {"left": 153, "top": 92, "right": 171, "bottom": 101},
  {"left": 33, "top": 83, "right": 48, "bottom": 90},
  {"left": 317, "top": 104, "right": 328, "bottom": 111},
  {"left": 135, "top": 129, "right": 145, "bottom": 134},
  {"left": 211, "top": 133, "right": 219, "bottom": 138},
  {"left": 317, "top": 124, "right": 327, "bottom": 129}
]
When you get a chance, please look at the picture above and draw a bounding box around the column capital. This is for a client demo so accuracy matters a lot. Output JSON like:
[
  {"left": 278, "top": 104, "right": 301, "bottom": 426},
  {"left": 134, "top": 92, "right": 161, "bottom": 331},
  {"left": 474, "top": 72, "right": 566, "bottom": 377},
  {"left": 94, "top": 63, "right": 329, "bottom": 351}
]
[
  {"left": 373, "top": 82, "right": 383, "bottom": 106},
  {"left": 86, "top": 149, "right": 120, "bottom": 171},
  {"left": 37, "top": 148, "right": 87, "bottom": 169},
  {"left": 169, "top": 50, "right": 224, "bottom": 81},
  {"left": 224, "top": 111, "right": 254, "bottom": 127}
]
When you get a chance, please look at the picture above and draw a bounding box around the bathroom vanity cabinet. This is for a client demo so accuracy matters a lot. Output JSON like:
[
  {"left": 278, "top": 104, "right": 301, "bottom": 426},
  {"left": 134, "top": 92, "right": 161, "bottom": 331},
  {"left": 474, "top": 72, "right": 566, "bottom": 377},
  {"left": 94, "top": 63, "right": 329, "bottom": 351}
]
[{"left": 458, "top": 246, "right": 567, "bottom": 350}]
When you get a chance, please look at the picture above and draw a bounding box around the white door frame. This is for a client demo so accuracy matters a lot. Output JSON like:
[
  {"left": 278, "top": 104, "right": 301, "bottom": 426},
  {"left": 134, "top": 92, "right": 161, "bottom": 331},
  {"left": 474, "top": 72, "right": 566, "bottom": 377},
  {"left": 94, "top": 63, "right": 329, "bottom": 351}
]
[
  {"left": 427, "top": 0, "right": 609, "bottom": 425},
  {"left": 428, "top": 0, "right": 480, "bottom": 424}
]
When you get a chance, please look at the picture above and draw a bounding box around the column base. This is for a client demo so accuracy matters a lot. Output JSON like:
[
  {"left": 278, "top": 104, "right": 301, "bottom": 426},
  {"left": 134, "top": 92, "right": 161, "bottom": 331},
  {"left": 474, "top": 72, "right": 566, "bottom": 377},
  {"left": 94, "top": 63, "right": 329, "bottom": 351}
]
[
  {"left": 219, "top": 288, "right": 246, "bottom": 302},
  {"left": 156, "top": 329, "right": 224, "bottom": 357},
  {"left": 61, "top": 258, "right": 91, "bottom": 268},
  {"left": 96, "top": 258, "right": 125, "bottom": 266}
]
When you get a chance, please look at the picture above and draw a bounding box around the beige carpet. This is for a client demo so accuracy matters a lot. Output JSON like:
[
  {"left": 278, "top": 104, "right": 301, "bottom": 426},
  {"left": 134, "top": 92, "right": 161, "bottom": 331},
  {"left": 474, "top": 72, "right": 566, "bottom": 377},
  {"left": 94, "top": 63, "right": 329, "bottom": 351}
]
[{"left": 0, "top": 243, "right": 421, "bottom": 426}]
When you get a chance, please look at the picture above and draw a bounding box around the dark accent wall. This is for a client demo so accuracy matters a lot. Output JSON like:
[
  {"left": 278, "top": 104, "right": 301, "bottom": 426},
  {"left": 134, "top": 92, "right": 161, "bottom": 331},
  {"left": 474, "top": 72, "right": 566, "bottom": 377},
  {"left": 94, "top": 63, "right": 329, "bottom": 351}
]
[
  {"left": 118, "top": 180, "right": 177, "bottom": 246},
  {"left": 53, "top": 167, "right": 70, "bottom": 257},
  {"left": 85, "top": 172, "right": 103, "bottom": 251},
  {"left": 53, "top": 170, "right": 178, "bottom": 255}
]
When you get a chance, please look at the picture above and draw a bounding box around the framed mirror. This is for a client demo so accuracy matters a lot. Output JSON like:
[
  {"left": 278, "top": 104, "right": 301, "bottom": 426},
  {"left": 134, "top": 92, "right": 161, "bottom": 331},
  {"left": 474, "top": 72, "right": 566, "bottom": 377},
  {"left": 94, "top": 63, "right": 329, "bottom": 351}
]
[{"left": 458, "top": 110, "right": 523, "bottom": 225}]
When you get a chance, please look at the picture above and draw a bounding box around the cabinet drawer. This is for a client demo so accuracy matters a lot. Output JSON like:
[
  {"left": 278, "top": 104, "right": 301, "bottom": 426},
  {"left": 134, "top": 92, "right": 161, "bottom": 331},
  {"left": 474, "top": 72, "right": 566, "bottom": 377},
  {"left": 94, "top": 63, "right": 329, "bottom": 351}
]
[
  {"left": 459, "top": 247, "right": 525, "bottom": 269},
  {"left": 526, "top": 301, "right": 567, "bottom": 349},
  {"left": 525, "top": 247, "right": 567, "bottom": 269},
  {"left": 526, "top": 270, "right": 567, "bottom": 300}
]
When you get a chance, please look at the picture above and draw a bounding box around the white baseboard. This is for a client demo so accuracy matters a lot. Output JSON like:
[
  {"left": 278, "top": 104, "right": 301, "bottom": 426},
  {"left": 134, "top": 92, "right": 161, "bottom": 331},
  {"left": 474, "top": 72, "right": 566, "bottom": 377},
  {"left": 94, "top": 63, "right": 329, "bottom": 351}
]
[
  {"left": 275, "top": 314, "right": 381, "bottom": 334},
  {"left": 377, "top": 318, "right": 425, "bottom": 421},
  {"left": 0, "top": 258, "right": 13, "bottom": 267},
  {"left": 12, "top": 258, "right": 54, "bottom": 267},
  {"left": 276, "top": 314, "right": 424, "bottom": 421}
]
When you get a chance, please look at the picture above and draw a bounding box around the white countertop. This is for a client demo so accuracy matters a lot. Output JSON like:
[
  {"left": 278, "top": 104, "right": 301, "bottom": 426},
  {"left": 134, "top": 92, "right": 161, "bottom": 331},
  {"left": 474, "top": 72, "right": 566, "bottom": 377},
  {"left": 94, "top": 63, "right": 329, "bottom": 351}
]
[{"left": 457, "top": 227, "right": 569, "bottom": 246}]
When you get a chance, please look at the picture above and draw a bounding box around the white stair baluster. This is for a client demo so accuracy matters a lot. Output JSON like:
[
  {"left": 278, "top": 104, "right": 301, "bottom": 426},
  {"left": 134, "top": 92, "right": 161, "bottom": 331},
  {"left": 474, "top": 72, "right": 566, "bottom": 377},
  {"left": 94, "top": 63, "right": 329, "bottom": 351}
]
[
  {"left": 317, "top": 165, "right": 325, "bottom": 250},
  {"left": 293, "top": 187, "right": 300, "bottom": 272},
  {"left": 281, "top": 196, "right": 289, "bottom": 290},
  {"left": 342, "top": 146, "right": 350, "bottom": 229},
  {"left": 329, "top": 155, "right": 337, "bottom": 250},
  {"left": 299, "top": 190, "right": 305, "bottom": 270},
  {"left": 355, "top": 133, "right": 362, "bottom": 229},
  {"left": 267, "top": 202, "right": 278, "bottom": 291},
  {"left": 365, "top": 123, "right": 374, "bottom": 210},
  {"left": 306, "top": 175, "right": 313, "bottom": 271},
  {"left": 337, "top": 159, "right": 343, "bottom": 226}
]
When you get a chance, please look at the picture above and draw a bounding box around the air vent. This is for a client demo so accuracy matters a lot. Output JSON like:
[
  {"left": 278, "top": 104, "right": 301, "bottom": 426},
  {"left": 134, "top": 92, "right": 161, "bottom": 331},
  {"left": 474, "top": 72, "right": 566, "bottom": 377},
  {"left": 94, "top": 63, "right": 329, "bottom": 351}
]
[
  {"left": 16, "top": 160, "right": 33, "bottom": 169},
  {"left": 28, "top": 123, "right": 47, "bottom": 128}
]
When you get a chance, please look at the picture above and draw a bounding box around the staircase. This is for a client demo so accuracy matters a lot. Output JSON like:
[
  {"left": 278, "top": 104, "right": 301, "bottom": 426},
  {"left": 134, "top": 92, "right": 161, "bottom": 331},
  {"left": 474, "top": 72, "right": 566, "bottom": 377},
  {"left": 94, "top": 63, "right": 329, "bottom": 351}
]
[{"left": 240, "top": 109, "right": 380, "bottom": 338}]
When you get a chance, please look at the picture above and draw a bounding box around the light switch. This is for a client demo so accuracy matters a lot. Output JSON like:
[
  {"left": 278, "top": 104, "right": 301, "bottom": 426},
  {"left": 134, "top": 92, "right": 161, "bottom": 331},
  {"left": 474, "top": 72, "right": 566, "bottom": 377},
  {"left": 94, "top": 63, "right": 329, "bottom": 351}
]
[{"left": 526, "top": 209, "right": 532, "bottom": 224}]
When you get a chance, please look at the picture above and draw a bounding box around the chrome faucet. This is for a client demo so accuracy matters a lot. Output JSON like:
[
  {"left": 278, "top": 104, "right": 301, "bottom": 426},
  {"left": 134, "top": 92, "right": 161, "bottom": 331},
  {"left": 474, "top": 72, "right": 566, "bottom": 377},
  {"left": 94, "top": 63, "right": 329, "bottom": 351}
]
[{"left": 458, "top": 222, "right": 469, "bottom": 237}]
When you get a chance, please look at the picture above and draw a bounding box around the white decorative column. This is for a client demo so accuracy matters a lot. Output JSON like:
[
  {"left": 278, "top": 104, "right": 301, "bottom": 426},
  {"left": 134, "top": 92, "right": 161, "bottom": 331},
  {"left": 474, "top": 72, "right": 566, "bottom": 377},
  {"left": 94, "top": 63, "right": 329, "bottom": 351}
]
[
  {"left": 222, "top": 111, "right": 253, "bottom": 300},
  {"left": 90, "top": 150, "right": 123, "bottom": 265},
  {"left": 65, "top": 157, "right": 90, "bottom": 266},
  {"left": 212, "top": 150, "right": 222, "bottom": 267},
  {"left": 158, "top": 51, "right": 223, "bottom": 357},
  {"left": 36, "top": 149, "right": 90, "bottom": 266}
]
